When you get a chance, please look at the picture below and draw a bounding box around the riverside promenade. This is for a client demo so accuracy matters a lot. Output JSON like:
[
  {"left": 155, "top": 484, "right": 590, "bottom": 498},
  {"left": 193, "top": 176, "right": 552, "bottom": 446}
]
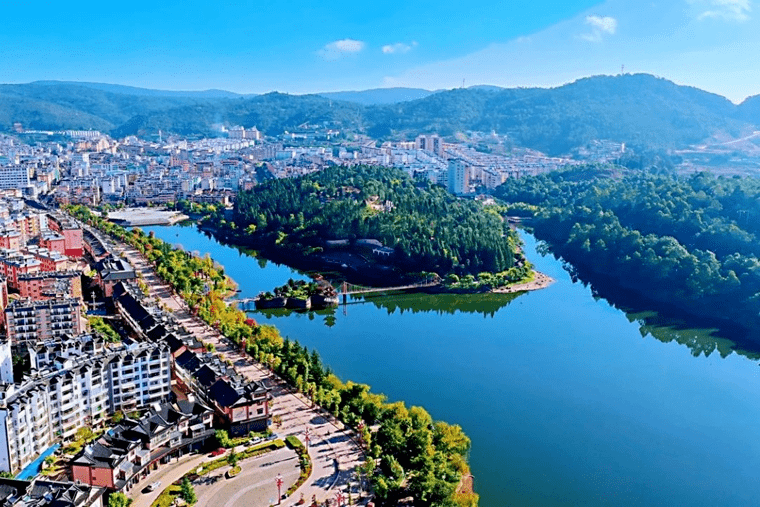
[{"left": 111, "top": 236, "right": 368, "bottom": 506}]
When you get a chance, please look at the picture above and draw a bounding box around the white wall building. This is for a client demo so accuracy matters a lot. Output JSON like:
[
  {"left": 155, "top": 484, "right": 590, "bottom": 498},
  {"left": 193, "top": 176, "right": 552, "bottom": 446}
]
[{"left": 0, "top": 336, "right": 171, "bottom": 474}]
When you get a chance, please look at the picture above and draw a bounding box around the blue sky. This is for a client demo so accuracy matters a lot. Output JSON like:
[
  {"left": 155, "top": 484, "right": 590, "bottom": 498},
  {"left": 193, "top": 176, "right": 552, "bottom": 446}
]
[{"left": 0, "top": 0, "right": 757, "bottom": 101}]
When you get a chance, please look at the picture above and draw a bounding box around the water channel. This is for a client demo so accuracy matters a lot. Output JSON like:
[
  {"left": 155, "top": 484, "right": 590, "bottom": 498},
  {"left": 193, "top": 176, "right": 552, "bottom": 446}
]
[{"left": 143, "top": 223, "right": 760, "bottom": 507}]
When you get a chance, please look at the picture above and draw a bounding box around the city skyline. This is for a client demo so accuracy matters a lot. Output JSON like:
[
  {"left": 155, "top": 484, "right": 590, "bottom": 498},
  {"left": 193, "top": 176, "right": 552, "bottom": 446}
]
[{"left": 1, "top": 0, "right": 758, "bottom": 102}]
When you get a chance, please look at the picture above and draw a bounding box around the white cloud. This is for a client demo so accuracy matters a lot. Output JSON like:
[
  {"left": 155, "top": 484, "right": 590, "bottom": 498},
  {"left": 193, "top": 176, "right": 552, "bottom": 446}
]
[
  {"left": 381, "top": 41, "right": 418, "bottom": 54},
  {"left": 691, "top": 0, "right": 752, "bottom": 21},
  {"left": 581, "top": 15, "right": 618, "bottom": 42},
  {"left": 317, "top": 39, "right": 365, "bottom": 60}
]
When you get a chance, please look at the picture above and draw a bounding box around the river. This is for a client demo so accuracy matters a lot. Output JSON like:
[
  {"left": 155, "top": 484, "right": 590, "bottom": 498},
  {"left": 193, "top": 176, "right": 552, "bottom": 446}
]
[{"left": 143, "top": 223, "right": 760, "bottom": 507}]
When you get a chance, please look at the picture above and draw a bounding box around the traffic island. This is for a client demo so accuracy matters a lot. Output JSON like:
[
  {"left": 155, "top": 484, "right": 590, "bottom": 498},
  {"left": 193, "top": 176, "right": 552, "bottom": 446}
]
[{"left": 285, "top": 436, "right": 313, "bottom": 497}]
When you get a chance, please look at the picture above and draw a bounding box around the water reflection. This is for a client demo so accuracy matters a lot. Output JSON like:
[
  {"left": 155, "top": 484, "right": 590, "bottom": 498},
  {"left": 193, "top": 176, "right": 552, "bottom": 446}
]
[
  {"left": 252, "top": 291, "right": 524, "bottom": 323},
  {"left": 365, "top": 291, "right": 523, "bottom": 317},
  {"left": 537, "top": 240, "right": 754, "bottom": 360}
]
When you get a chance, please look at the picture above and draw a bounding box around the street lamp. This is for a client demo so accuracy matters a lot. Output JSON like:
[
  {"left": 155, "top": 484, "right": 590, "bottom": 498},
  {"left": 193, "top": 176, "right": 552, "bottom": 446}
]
[{"left": 275, "top": 473, "right": 283, "bottom": 505}]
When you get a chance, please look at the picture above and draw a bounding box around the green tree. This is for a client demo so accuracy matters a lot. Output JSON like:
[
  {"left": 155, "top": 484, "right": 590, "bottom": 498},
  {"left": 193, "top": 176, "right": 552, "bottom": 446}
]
[
  {"left": 180, "top": 477, "right": 197, "bottom": 505},
  {"left": 108, "top": 492, "right": 132, "bottom": 507}
]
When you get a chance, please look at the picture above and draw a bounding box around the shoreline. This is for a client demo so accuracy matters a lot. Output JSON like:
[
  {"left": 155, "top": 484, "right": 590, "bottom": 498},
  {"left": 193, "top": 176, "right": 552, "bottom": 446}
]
[{"left": 492, "top": 271, "right": 555, "bottom": 294}]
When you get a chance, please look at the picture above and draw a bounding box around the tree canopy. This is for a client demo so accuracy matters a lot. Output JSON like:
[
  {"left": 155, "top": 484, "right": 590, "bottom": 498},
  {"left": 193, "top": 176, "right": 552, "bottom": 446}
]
[
  {"left": 496, "top": 166, "right": 760, "bottom": 336},
  {"left": 234, "top": 165, "right": 519, "bottom": 277}
]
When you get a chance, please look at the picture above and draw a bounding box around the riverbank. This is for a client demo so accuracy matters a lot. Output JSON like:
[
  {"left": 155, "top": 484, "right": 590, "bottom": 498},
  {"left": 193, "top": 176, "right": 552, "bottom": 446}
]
[
  {"left": 492, "top": 271, "right": 555, "bottom": 294},
  {"left": 108, "top": 207, "right": 189, "bottom": 226},
  {"left": 201, "top": 223, "right": 549, "bottom": 297}
]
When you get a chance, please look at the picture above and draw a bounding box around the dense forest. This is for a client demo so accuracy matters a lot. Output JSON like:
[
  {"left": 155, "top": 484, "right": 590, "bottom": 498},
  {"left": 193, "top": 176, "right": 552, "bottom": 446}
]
[
  {"left": 3, "top": 74, "right": 759, "bottom": 154},
  {"left": 495, "top": 167, "right": 760, "bottom": 337},
  {"left": 233, "top": 165, "right": 520, "bottom": 277}
]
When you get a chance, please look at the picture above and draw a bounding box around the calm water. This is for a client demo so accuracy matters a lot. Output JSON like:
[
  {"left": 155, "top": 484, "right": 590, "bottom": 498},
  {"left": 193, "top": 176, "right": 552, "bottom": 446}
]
[{"left": 144, "top": 223, "right": 760, "bottom": 507}]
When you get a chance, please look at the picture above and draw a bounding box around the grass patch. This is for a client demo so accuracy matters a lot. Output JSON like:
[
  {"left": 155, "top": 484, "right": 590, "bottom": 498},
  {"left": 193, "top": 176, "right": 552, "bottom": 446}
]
[{"left": 150, "top": 485, "right": 182, "bottom": 507}]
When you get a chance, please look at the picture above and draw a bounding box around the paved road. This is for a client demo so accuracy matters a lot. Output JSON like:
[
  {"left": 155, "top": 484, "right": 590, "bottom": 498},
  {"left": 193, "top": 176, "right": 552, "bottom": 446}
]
[
  {"left": 193, "top": 447, "right": 299, "bottom": 507},
  {"left": 111, "top": 236, "right": 368, "bottom": 505},
  {"left": 128, "top": 453, "right": 207, "bottom": 507}
]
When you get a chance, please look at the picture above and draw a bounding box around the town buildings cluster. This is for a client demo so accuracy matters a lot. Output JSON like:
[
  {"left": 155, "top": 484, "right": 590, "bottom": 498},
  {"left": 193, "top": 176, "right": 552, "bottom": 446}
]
[
  {"left": 0, "top": 195, "right": 269, "bottom": 506},
  {"left": 1, "top": 126, "right": 626, "bottom": 210}
]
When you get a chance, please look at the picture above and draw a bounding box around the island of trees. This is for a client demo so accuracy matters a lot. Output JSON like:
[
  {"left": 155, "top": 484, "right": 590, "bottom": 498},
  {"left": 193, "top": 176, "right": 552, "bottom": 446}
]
[
  {"left": 225, "top": 165, "right": 529, "bottom": 288},
  {"left": 496, "top": 166, "right": 760, "bottom": 341}
]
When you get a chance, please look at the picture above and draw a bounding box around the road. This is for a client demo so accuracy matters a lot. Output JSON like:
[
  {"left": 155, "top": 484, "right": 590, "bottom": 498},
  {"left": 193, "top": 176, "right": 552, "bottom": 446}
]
[
  {"left": 110, "top": 234, "right": 368, "bottom": 506},
  {"left": 192, "top": 447, "right": 299, "bottom": 507}
]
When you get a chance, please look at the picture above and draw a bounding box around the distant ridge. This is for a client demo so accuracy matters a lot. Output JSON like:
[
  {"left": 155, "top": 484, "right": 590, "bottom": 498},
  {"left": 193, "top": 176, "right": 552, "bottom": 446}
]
[
  {"left": 30, "top": 80, "right": 249, "bottom": 99},
  {"left": 0, "top": 74, "right": 757, "bottom": 155},
  {"left": 318, "top": 87, "right": 435, "bottom": 105}
]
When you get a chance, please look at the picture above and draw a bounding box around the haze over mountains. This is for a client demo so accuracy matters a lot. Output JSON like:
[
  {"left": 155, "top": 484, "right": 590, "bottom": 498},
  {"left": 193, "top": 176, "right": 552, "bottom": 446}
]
[{"left": 2, "top": 74, "right": 760, "bottom": 156}]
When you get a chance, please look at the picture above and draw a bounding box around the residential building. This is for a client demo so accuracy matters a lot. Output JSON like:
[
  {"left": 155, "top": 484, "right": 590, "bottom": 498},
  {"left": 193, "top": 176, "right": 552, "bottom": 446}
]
[
  {"left": 93, "top": 258, "right": 136, "bottom": 298},
  {"left": 0, "top": 336, "right": 172, "bottom": 474},
  {"left": 4, "top": 298, "right": 84, "bottom": 344},
  {"left": 174, "top": 349, "right": 269, "bottom": 436},
  {"left": 70, "top": 398, "right": 213, "bottom": 491},
  {"left": 46, "top": 215, "right": 83, "bottom": 257},
  {"left": 16, "top": 271, "right": 83, "bottom": 301},
  {"left": 0, "top": 478, "right": 103, "bottom": 507},
  {"left": 0, "top": 167, "right": 30, "bottom": 191},
  {"left": 447, "top": 158, "right": 470, "bottom": 195},
  {"left": 0, "top": 251, "right": 41, "bottom": 289}
]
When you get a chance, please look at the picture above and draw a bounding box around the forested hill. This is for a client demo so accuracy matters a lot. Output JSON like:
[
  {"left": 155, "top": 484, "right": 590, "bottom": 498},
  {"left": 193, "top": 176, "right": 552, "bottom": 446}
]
[
  {"left": 495, "top": 167, "right": 760, "bottom": 338},
  {"left": 233, "top": 165, "right": 519, "bottom": 277},
  {"left": 1, "top": 74, "right": 756, "bottom": 154}
]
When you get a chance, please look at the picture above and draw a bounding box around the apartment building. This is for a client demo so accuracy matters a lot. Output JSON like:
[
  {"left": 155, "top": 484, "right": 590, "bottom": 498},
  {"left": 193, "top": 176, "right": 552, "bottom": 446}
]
[
  {"left": 46, "top": 215, "right": 83, "bottom": 257},
  {"left": 23, "top": 246, "right": 69, "bottom": 272},
  {"left": 0, "top": 166, "right": 31, "bottom": 190},
  {"left": 0, "top": 336, "right": 172, "bottom": 474},
  {"left": 4, "top": 298, "right": 84, "bottom": 344},
  {"left": 105, "top": 340, "right": 172, "bottom": 413},
  {"left": 16, "top": 271, "right": 83, "bottom": 301},
  {"left": 0, "top": 230, "right": 21, "bottom": 250},
  {"left": 38, "top": 232, "right": 66, "bottom": 256},
  {"left": 447, "top": 158, "right": 470, "bottom": 195}
]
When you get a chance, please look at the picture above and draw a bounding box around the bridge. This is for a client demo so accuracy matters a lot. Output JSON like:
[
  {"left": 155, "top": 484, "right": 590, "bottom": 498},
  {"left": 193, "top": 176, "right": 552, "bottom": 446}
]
[
  {"left": 338, "top": 277, "right": 440, "bottom": 296},
  {"left": 232, "top": 276, "right": 441, "bottom": 307}
]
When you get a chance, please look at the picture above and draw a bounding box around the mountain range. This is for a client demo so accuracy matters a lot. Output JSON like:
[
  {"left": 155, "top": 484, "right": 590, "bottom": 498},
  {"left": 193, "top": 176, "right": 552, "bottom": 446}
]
[{"left": 2, "top": 74, "right": 760, "bottom": 155}]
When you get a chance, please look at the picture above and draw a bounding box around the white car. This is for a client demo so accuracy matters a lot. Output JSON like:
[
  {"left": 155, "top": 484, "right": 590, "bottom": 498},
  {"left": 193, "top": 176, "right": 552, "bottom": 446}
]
[{"left": 146, "top": 481, "right": 161, "bottom": 492}]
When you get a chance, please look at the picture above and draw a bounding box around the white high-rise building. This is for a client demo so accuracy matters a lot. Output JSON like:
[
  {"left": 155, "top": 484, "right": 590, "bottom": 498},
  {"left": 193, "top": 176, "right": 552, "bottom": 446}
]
[{"left": 447, "top": 158, "right": 470, "bottom": 195}]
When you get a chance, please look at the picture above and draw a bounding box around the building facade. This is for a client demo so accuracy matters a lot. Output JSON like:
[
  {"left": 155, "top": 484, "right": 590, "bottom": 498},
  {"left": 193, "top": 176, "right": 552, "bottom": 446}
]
[
  {"left": 4, "top": 298, "right": 84, "bottom": 344},
  {"left": 0, "top": 336, "right": 172, "bottom": 474}
]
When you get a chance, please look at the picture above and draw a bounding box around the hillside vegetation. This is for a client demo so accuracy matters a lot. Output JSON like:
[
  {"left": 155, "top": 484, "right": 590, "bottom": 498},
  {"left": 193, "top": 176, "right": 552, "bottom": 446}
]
[
  {"left": 495, "top": 167, "right": 760, "bottom": 337},
  {"left": 233, "top": 165, "right": 521, "bottom": 277},
  {"left": 1, "top": 74, "right": 756, "bottom": 154}
]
